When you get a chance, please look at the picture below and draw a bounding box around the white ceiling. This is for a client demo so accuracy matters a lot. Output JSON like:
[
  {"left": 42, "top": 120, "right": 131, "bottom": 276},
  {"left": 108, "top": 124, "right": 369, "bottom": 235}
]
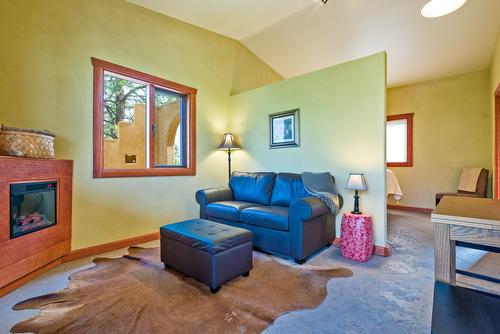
[{"left": 128, "top": 0, "right": 500, "bottom": 86}]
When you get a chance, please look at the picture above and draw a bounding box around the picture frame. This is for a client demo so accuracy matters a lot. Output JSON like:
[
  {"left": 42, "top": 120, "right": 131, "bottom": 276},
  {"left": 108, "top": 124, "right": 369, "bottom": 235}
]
[{"left": 269, "top": 109, "right": 300, "bottom": 148}]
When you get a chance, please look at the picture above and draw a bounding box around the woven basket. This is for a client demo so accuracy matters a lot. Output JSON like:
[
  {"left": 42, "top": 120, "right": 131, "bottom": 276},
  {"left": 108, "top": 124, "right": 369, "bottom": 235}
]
[{"left": 0, "top": 124, "right": 55, "bottom": 159}]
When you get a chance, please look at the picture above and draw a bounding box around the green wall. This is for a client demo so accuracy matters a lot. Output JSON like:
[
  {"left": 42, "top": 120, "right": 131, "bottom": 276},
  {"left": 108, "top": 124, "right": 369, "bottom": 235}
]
[
  {"left": 229, "top": 53, "right": 388, "bottom": 247},
  {"left": 0, "top": 0, "right": 282, "bottom": 249},
  {"left": 388, "top": 71, "right": 492, "bottom": 209}
]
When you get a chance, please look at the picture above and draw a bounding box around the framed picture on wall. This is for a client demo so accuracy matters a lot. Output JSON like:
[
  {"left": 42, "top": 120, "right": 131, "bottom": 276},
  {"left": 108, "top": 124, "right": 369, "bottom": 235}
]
[{"left": 269, "top": 109, "right": 300, "bottom": 148}]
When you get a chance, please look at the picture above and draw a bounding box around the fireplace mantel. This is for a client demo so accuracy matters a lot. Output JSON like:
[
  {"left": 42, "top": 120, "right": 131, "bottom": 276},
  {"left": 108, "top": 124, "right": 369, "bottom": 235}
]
[{"left": 0, "top": 157, "right": 72, "bottom": 290}]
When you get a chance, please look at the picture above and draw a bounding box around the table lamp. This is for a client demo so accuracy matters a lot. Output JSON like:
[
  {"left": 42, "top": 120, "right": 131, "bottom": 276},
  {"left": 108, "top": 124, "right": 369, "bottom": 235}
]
[
  {"left": 218, "top": 133, "right": 240, "bottom": 181},
  {"left": 345, "top": 173, "right": 368, "bottom": 214}
]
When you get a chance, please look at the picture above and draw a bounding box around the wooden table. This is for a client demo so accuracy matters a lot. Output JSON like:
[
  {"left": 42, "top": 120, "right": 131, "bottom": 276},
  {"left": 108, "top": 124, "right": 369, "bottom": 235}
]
[{"left": 431, "top": 197, "right": 500, "bottom": 285}]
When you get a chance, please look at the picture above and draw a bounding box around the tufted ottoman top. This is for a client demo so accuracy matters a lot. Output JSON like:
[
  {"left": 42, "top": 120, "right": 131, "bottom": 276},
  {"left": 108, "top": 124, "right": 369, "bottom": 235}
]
[{"left": 160, "top": 219, "right": 253, "bottom": 255}]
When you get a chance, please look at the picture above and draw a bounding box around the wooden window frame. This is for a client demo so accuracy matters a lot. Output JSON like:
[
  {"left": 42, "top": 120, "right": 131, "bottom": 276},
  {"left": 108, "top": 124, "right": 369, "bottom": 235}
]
[
  {"left": 387, "top": 113, "right": 414, "bottom": 167},
  {"left": 494, "top": 84, "right": 500, "bottom": 199},
  {"left": 92, "top": 58, "right": 197, "bottom": 178}
]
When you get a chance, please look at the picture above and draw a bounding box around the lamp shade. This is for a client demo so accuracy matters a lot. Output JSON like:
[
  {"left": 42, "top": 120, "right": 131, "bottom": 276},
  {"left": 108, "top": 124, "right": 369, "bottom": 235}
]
[
  {"left": 346, "top": 173, "right": 368, "bottom": 191},
  {"left": 218, "top": 133, "right": 240, "bottom": 150}
]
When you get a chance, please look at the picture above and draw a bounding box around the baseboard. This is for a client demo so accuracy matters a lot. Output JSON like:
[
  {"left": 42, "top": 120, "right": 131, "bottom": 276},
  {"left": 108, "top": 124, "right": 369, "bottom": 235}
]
[
  {"left": 332, "top": 237, "right": 391, "bottom": 257},
  {"left": 332, "top": 237, "right": 341, "bottom": 247},
  {"left": 374, "top": 244, "right": 392, "bottom": 257},
  {"left": 388, "top": 205, "right": 433, "bottom": 214},
  {"left": 63, "top": 232, "right": 160, "bottom": 263}
]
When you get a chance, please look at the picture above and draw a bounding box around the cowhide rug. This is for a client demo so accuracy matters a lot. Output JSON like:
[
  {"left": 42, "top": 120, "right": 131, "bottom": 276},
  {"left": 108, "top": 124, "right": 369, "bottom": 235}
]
[{"left": 11, "top": 247, "right": 352, "bottom": 334}]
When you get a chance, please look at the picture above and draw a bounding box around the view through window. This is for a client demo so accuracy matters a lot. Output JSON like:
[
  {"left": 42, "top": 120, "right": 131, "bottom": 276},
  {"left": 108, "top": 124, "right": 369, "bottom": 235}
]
[
  {"left": 92, "top": 58, "right": 196, "bottom": 177},
  {"left": 387, "top": 113, "right": 413, "bottom": 167}
]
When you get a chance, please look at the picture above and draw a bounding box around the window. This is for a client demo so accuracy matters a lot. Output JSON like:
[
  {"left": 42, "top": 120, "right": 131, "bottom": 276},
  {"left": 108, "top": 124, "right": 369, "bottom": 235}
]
[
  {"left": 92, "top": 58, "right": 196, "bottom": 178},
  {"left": 387, "top": 113, "right": 413, "bottom": 167}
]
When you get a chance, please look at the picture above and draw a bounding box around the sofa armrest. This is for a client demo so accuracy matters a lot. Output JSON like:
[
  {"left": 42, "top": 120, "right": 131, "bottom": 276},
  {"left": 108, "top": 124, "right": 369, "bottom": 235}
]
[
  {"left": 196, "top": 187, "right": 233, "bottom": 205},
  {"left": 289, "top": 196, "right": 339, "bottom": 262},
  {"left": 289, "top": 196, "right": 330, "bottom": 221},
  {"left": 195, "top": 187, "right": 233, "bottom": 219}
]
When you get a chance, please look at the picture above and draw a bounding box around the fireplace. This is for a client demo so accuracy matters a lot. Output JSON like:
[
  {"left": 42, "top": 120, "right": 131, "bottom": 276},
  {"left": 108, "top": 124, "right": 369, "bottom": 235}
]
[
  {"left": 0, "top": 157, "right": 72, "bottom": 294},
  {"left": 10, "top": 181, "right": 57, "bottom": 239}
]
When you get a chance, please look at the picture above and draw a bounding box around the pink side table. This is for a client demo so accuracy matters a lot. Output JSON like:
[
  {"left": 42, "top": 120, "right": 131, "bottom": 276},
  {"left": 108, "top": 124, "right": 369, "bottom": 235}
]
[{"left": 340, "top": 212, "right": 373, "bottom": 262}]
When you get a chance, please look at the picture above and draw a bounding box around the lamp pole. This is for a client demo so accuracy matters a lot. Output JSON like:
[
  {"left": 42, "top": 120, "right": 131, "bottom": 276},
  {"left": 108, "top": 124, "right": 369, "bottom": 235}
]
[
  {"left": 227, "top": 147, "right": 232, "bottom": 181},
  {"left": 218, "top": 133, "right": 239, "bottom": 182}
]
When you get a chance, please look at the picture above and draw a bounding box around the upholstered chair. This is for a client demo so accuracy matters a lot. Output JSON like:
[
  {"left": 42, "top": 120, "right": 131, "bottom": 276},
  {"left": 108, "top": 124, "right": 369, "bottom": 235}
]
[{"left": 435, "top": 168, "right": 489, "bottom": 206}]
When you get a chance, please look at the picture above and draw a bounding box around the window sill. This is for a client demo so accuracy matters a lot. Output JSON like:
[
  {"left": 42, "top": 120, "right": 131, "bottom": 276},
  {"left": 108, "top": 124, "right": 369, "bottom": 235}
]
[
  {"left": 387, "top": 162, "right": 413, "bottom": 168},
  {"left": 93, "top": 167, "right": 196, "bottom": 178}
]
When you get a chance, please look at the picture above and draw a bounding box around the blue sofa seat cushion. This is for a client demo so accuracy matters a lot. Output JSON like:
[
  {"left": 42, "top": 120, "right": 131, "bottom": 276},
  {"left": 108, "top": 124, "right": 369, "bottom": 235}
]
[
  {"left": 160, "top": 219, "right": 253, "bottom": 255},
  {"left": 240, "top": 206, "right": 289, "bottom": 231},
  {"left": 206, "top": 201, "right": 258, "bottom": 221},
  {"left": 229, "top": 172, "right": 276, "bottom": 205},
  {"left": 270, "top": 173, "right": 309, "bottom": 206}
]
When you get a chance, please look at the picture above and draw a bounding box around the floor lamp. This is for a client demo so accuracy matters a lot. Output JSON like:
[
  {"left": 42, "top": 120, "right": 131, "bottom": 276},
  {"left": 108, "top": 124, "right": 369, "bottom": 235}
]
[{"left": 218, "top": 133, "right": 240, "bottom": 181}]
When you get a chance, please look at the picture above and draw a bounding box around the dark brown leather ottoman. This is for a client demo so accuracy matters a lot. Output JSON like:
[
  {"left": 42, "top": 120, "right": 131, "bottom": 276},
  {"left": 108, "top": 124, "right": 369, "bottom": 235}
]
[{"left": 160, "top": 219, "right": 253, "bottom": 293}]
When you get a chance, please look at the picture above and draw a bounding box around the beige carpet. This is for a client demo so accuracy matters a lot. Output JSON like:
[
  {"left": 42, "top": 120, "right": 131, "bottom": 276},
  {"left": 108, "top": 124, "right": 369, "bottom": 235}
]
[{"left": 11, "top": 247, "right": 352, "bottom": 334}]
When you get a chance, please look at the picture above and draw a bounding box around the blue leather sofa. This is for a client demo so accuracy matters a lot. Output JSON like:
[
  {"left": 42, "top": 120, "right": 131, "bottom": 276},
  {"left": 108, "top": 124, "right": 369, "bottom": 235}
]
[{"left": 195, "top": 172, "right": 343, "bottom": 264}]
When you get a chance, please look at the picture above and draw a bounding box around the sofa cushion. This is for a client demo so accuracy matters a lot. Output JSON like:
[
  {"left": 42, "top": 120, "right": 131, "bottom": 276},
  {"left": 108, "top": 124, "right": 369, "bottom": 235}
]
[
  {"left": 240, "top": 206, "right": 289, "bottom": 231},
  {"left": 206, "top": 201, "right": 257, "bottom": 221},
  {"left": 270, "top": 173, "right": 309, "bottom": 206},
  {"left": 229, "top": 172, "right": 276, "bottom": 205}
]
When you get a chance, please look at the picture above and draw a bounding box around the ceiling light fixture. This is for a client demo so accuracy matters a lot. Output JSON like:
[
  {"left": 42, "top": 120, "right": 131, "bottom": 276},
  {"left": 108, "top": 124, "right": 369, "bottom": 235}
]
[
  {"left": 321, "top": 0, "right": 328, "bottom": 4},
  {"left": 421, "top": 0, "right": 467, "bottom": 18}
]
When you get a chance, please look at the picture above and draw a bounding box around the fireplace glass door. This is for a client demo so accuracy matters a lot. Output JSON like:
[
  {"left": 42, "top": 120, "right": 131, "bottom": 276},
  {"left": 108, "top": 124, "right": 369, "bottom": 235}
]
[{"left": 10, "top": 181, "right": 57, "bottom": 239}]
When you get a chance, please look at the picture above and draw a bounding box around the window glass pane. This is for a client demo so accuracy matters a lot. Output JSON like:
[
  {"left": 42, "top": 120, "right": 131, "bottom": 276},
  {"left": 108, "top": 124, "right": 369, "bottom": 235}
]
[
  {"left": 154, "top": 88, "right": 185, "bottom": 167},
  {"left": 102, "top": 73, "right": 147, "bottom": 169},
  {"left": 387, "top": 119, "right": 407, "bottom": 163}
]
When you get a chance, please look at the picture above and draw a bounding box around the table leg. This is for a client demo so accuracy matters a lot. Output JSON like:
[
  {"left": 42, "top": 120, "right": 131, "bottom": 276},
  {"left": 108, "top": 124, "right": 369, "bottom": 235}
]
[{"left": 434, "top": 223, "right": 456, "bottom": 285}]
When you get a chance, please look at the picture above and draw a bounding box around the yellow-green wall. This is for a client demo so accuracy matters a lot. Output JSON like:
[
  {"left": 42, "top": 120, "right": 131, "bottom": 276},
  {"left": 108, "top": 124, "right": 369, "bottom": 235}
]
[
  {"left": 229, "top": 53, "right": 388, "bottom": 247},
  {"left": 388, "top": 71, "right": 492, "bottom": 209},
  {"left": 231, "top": 45, "right": 284, "bottom": 96},
  {"left": 492, "top": 31, "right": 500, "bottom": 98},
  {"left": 491, "top": 30, "right": 500, "bottom": 196},
  {"left": 0, "top": 0, "right": 282, "bottom": 249}
]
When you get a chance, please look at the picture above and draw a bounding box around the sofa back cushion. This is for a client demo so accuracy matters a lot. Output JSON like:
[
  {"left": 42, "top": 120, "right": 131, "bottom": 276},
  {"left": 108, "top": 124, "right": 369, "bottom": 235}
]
[
  {"left": 270, "top": 173, "right": 309, "bottom": 206},
  {"left": 229, "top": 172, "right": 276, "bottom": 205}
]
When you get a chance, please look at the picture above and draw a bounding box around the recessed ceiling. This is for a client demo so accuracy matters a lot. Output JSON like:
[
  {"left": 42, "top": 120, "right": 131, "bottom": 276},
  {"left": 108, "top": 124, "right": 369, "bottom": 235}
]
[{"left": 128, "top": 0, "right": 500, "bottom": 86}]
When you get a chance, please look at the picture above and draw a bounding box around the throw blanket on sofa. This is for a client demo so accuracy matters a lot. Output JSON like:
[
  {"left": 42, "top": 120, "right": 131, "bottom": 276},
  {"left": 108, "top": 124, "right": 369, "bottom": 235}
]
[
  {"left": 301, "top": 172, "right": 340, "bottom": 214},
  {"left": 457, "top": 168, "right": 482, "bottom": 192}
]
